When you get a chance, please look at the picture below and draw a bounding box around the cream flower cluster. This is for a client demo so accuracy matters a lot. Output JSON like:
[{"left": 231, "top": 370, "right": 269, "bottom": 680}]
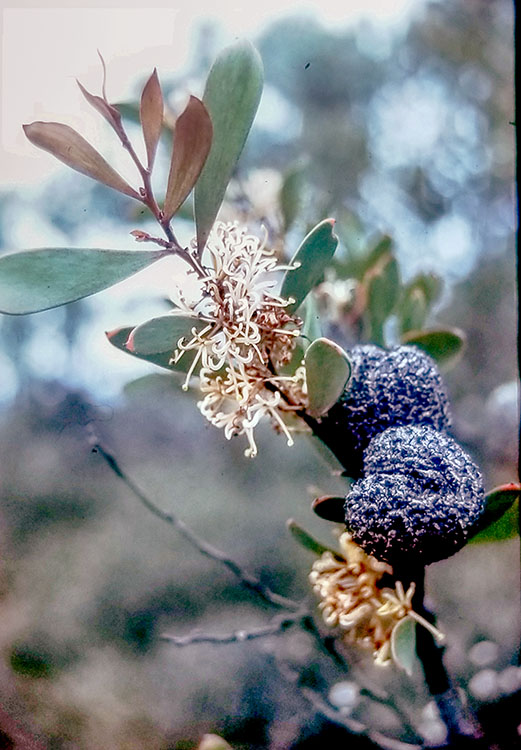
[
  {"left": 309, "top": 532, "right": 444, "bottom": 667},
  {"left": 171, "top": 221, "right": 306, "bottom": 457}
]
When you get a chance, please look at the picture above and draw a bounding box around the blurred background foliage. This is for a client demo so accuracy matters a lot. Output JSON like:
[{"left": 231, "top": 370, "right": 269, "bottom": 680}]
[{"left": 0, "top": 0, "right": 518, "bottom": 747}]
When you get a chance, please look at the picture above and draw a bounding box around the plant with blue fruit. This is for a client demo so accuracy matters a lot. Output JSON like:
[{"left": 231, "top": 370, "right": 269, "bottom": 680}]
[{"left": 0, "top": 39, "right": 518, "bottom": 750}]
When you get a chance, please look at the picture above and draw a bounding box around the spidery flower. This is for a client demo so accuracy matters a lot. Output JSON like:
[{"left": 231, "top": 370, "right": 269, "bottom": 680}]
[
  {"left": 309, "top": 532, "right": 444, "bottom": 667},
  {"left": 171, "top": 221, "right": 307, "bottom": 457}
]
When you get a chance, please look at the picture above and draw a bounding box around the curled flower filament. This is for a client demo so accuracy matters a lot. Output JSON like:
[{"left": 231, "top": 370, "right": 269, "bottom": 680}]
[{"left": 170, "top": 221, "right": 307, "bottom": 456}]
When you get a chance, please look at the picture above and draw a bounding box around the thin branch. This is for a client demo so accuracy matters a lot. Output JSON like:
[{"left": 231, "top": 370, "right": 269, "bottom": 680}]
[
  {"left": 161, "top": 610, "right": 306, "bottom": 647},
  {"left": 89, "top": 436, "right": 302, "bottom": 612},
  {"left": 286, "top": 617, "right": 422, "bottom": 746},
  {"left": 406, "top": 569, "right": 485, "bottom": 746},
  {"left": 276, "top": 658, "right": 423, "bottom": 750}
]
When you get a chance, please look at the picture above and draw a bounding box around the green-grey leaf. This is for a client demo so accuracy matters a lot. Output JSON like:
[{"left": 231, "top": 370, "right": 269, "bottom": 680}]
[
  {"left": 468, "top": 484, "right": 520, "bottom": 542},
  {"left": 195, "top": 41, "right": 264, "bottom": 252},
  {"left": 0, "top": 247, "right": 165, "bottom": 314},
  {"left": 123, "top": 373, "right": 179, "bottom": 396},
  {"left": 304, "top": 337, "right": 351, "bottom": 417},
  {"left": 127, "top": 313, "right": 206, "bottom": 355},
  {"left": 401, "top": 328, "right": 465, "bottom": 368},
  {"left": 360, "top": 235, "right": 393, "bottom": 278},
  {"left": 106, "top": 325, "right": 197, "bottom": 374},
  {"left": 364, "top": 251, "right": 400, "bottom": 346},
  {"left": 286, "top": 519, "right": 337, "bottom": 557},
  {"left": 391, "top": 617, "right": 417, "bottom": 677},
  {"left": 399, "top": 286, "right": 428, "bottom": 334},
  {"left": 198, "top": 735, "right": 233, "bottom": 750},
  {"left": 411, "top": 272, "right": 443, "bottom": 306},
  {"left": 469, "top": 501, "right": 518, "bottom": 544},
  {"left": 281, "top": 219, "right": 338, "bottom": 314},
  {"left": 300, "top": 294, "right": 322, "bottom": 345},
  {"left": 279, "top": 162, "right": 306, "bottom": 232}
]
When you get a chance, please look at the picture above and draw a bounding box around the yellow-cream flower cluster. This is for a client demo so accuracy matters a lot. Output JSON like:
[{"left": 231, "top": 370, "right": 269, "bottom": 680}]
[
  {"left": 309, "top": 532, "right": 444, "bottom": 667},
  {"left": 171, "top": 221, "right": 306, "bottom": 457}
]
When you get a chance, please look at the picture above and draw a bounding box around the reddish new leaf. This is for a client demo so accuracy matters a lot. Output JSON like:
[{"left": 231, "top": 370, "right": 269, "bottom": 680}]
[
  {"left": 311, "top": 495, "right": 345, "bottom": 523},
  {"left": 23, "top": 121, "right": 140, "bottom": 199},
  {"left": 140, "top": 69, "right": 163, "bottom": 170},
  {"left": 163, "top": 96, "right": 213, "bottom": 222},
  {"left": 77, "top": 80, "right": 122, "bottom": 132}
]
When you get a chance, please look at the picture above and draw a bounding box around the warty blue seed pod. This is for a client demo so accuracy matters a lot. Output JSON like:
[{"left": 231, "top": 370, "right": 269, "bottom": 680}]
[
  {"left": 321, "top": 344, "right": 451, "bottom": 478},
  {"left": 345, "top": 425, "right": 485, "bottom": 565}
]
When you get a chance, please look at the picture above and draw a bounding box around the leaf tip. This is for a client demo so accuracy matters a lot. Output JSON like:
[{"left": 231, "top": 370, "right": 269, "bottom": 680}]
[
  {"left": 497, "top": 482, "right": 521, "bottom": 492},
  {"left": 105, "top": 328, "right": 120, "bottom": 342}
]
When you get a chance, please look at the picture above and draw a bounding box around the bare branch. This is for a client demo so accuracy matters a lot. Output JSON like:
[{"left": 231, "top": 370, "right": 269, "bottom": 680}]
[
  {"left": 277, "top": 659, "right": 423, "bottom": 750},
  {"left": 161, "top": 611, "right": 306, "bottom": 647},
  {"left": 90, "top": 435, "right": 303, "bottom": 612}
]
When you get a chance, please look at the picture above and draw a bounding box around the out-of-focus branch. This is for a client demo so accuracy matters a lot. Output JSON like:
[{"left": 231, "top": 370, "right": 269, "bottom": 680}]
[
  {"left": 407, "top": 569, "right": 486, "bottom": 747},
  {"left": 161, "top": 610, "right": 307, "bottom": 647},
  {"left": 276, "top": 658, "right": 423, "bottom": 750},
  {"left": 89, "top": 434, "right": 302, "bottom": 612}
]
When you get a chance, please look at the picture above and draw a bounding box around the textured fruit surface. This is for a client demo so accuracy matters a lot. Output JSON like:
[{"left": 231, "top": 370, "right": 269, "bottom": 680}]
[
  {"left": 322, "top": 345, "right": 451, "bottom": 477},
  {"left": 345, "top": 425, "right": 485, "bottom": 565}
]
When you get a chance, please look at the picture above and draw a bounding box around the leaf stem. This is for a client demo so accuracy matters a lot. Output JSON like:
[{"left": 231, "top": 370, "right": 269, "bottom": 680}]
[{"left": 109, "top": 115, "right": 209, "bottom": 279}]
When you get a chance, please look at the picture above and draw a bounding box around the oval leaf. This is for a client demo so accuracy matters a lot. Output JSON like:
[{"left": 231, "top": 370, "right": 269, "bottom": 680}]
[
  {"left": 198, "top": 735, "right": 232, "bottom": 750},
  {"left": 281, "top": 219, "right": 338, "bottom": 314},
  {"left": 23, "top": 122, "right": 140, "bottom": 199},
  {"left": 304, "top": 337, "right": 351, "bottom": 417},
  {"left": 359, "top": 235, "right": 393, "bottom": 277},
  {"left": 286, "top": 519, "right": 338, "bottom": 557},
  {"left": 123, "top": 373, "right": 179, "bottom": 395},
  {"left": 300, "top": 294, "right": 322, "bottom": 346},
  {"left": 195, "top": 41, "right": 264, "bottom": 252},
  {"left": 140, "top": 69, "right": 164, "bottom": 170},
  {"left": 279, "top": 161, "right": 307, "bottom": 232},
  {"left": 401, "top": 328, "right": 465, "bottom": 368},
  {"left": 391, "top": 617, "right": 417, "bottom": 677},
  {"left": 127, "top": 313, "right": 206, "bottom": 355},
  {"left": 311, "top": 495, "right": 345, "bottom": 523},
  {"left": 106, "top": 325, "right": 198, "bottom": 374},
  {"left": 469, "top": 500, "right": 518, "bottom": 544},
  {"left": 409, "top": 271, "right": 442, "bottom": 306},
  {"left": 163, "top": 96, "right": 213, "bottom": 222},
  {"left": 364, "top": 251, "right": 400, "bottom": 346},
  {"left": 399, "top": 286, "right": 428, "bottom": 335},
  {"left": 468, "top": 483, "right": 521, "bottom": 541},
  {"left": 0, "top": 248, "right": 165, "bottom": 314}
]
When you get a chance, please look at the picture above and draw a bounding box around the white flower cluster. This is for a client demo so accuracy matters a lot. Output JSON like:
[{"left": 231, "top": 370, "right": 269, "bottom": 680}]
[
  {"left": 310, "top": 532, "right": 444, "bottom": 666},
  {"left": 171, "top": 222, "right": 306, "bottom": 457}
]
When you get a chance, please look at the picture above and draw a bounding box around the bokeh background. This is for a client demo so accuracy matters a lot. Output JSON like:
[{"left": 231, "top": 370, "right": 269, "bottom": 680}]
[{"left": 0, "top": 1, "right": 518, "bottom": 747}]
